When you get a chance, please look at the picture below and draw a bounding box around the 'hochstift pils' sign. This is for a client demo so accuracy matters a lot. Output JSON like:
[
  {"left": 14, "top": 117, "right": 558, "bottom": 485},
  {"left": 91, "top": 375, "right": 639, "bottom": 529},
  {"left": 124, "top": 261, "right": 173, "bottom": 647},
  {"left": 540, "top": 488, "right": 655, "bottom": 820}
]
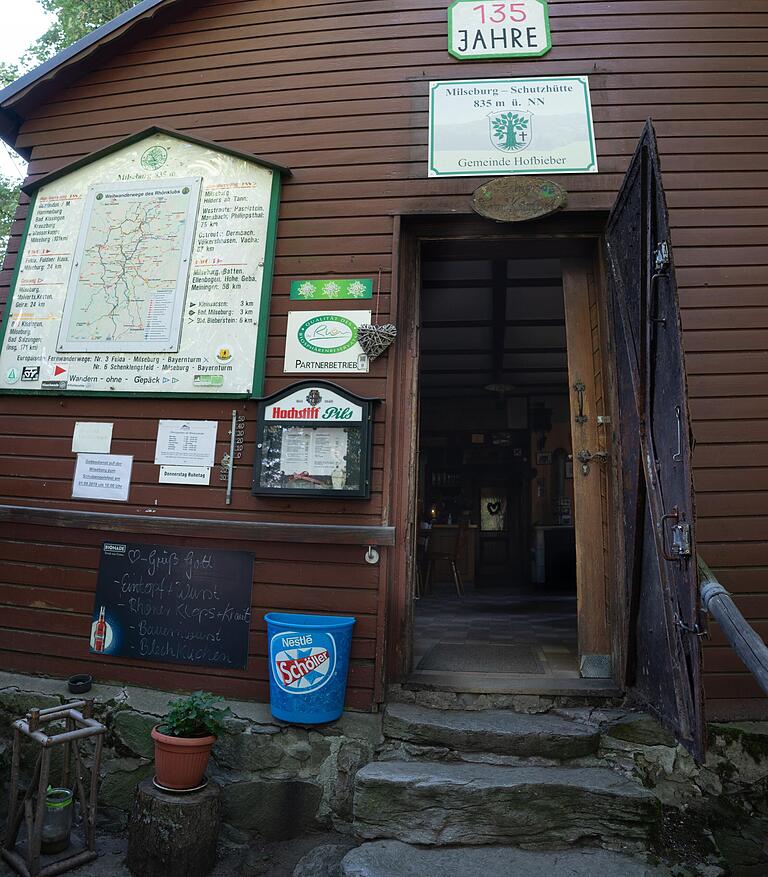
[
  {"left": 428, "top": 77, "right": 597, "bottom": 178},
  {"left": 448, "top": 1, "right": 552, "bottom": 60}
]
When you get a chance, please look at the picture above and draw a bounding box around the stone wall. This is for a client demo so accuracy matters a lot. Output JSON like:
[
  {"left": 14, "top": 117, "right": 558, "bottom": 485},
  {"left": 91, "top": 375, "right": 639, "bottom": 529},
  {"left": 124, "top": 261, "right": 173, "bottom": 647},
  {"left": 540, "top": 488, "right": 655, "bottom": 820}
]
[{"left": 0, "top": 671, "right": 381, "bottom": 840}]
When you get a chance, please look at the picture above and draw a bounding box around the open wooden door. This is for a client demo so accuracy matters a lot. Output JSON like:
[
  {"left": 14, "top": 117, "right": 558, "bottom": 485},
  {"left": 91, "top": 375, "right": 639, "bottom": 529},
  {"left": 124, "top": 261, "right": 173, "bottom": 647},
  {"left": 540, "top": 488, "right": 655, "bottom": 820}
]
[{"left": 605, "top": 121, "right": 705, "bottom": 760}]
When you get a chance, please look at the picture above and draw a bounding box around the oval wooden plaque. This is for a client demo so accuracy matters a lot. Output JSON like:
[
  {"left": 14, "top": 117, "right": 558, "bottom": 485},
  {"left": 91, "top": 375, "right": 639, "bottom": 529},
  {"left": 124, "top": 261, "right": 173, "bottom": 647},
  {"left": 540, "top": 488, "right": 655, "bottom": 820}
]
[{"left": 471, "top": 177, "right": 568, "bottom": 223}]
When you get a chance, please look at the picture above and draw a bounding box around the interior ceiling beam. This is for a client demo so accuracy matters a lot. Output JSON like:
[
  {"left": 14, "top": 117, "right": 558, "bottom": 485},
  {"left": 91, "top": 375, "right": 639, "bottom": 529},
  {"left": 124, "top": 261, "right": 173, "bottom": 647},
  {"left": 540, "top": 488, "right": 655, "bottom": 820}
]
[
  {"left": 420, "top": 346, "right": 567, "bottom": 356},
  {"left": 421, "top": 367, "right": 568, "bottom": 376},
  {"left": 421, "top": 319, "right": 565, "bottom": 329},
  {"left": 422, "top": 277, "right": 562, "bottom": 290},
  {"left": 491, "top": 260, "right": 507, "bottom": 383}
]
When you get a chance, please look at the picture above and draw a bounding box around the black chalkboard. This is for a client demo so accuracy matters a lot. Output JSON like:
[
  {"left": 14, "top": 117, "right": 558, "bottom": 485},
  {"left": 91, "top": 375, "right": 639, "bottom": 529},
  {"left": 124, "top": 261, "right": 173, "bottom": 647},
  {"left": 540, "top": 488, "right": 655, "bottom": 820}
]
[{"left": 89, "top": 541, "right": 254, "bottom": 669}]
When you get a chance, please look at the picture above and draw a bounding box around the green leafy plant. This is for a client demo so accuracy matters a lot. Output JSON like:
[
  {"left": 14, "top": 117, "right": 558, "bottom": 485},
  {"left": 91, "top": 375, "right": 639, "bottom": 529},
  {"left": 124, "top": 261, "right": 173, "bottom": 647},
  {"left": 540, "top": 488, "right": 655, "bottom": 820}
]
[{"left": 158, "top": 691, "right": 231, "bottom": 738}]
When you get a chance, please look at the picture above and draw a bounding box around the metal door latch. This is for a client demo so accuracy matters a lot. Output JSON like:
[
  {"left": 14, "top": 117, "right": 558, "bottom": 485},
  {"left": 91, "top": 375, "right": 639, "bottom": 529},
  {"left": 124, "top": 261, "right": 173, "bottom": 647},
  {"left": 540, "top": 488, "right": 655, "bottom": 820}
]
[
  {"left": 576, "top": 449, "right": 609, "bottom": 475},
  {"left": 661, "top": 505, "right": 692, "bottom": 561}
]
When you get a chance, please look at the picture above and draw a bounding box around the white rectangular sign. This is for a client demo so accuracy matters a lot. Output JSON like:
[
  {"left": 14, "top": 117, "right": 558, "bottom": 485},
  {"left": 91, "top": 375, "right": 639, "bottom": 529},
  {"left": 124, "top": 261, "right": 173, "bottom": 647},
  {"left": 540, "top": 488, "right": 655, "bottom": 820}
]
[
  {"left": 448, "top": 0, "right": 551, "bottom": 60},
  {"left": 72, "top": 454, "right": 133, "bottom": 501},
  {"left": 284, "top": 311, "right": 371, "bottom": 374},
  {"left": 158, "top": 465, "right": 211, "bottom": 485},
  {"left": 428, "top": 77, "right": 597, "bottom": 177},
  {"left": 72, "top": 421, "right": 113, "bottom": 453},
  {"left": 155, "top": 420, "right": 218, "bottom": 467}
]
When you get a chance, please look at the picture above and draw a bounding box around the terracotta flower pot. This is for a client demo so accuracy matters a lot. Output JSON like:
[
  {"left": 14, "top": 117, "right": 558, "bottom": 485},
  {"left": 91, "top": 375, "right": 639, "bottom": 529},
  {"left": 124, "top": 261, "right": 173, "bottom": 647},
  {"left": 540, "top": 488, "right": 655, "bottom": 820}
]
[{"left": 151, "top": 725, "right": 216, "bottom": 790}]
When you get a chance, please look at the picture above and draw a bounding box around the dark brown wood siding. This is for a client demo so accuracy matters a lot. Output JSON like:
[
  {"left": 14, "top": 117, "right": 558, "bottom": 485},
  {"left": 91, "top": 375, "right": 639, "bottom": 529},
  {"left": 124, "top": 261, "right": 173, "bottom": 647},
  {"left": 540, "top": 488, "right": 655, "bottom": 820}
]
[{"left": 1, "top": 0, "right": 767, "bottom": 718}]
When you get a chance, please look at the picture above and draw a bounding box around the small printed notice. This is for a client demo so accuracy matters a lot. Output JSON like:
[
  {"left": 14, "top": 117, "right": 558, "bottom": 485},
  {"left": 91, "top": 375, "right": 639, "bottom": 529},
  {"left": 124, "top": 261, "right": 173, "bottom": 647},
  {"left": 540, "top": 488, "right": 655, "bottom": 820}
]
[
  {"left": 159, "top": 466, "right": 211, "bottom": 485},
  {"left": 428, "top": 76, "right": 597, "bottom": 177},
  {"left": 279, "top": 427, "right": 349, "bottom": 476},
  {"left": 89, "top": 541, "right": 254, "bottom": 669},
  {"left": 284, "top": 311, "right": 371, "bottom": 374},
  {"left": 72, "top": 421, "right": 113, "bottom": 453},
  {"left": 72, "top": 453, "right": 133, "bottom": 501},
  {"left": 155, "top": 420, "right": 218, "bottom": 467}
]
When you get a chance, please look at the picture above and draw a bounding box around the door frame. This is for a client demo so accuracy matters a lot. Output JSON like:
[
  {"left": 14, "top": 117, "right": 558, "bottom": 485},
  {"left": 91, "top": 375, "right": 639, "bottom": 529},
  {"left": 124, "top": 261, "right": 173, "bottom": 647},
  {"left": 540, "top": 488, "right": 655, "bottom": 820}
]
[{"left": 386, "top": 212, "right": 622, "bottom": 687}]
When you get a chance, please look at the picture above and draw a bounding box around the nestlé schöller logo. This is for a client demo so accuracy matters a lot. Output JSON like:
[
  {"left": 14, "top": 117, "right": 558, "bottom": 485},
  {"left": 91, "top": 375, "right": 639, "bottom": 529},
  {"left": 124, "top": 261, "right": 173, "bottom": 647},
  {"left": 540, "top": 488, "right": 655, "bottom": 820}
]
[
  {"left": 270, "top": 630, "right": 337, "bottom": 695},
  {"left": 297, "top": 315, "right": 358, "bottom": 354}
]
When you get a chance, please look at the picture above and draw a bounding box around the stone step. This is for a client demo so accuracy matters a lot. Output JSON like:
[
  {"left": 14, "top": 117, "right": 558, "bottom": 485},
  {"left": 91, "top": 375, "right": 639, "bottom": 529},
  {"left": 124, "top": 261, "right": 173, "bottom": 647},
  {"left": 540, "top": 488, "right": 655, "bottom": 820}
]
[
  {"left": 340, "top": 841, "right": 671, "bottom": 877},
  {"left": 383, "top": 703, "right": 600, "bottom": 759},
  {"left": 353, "top": 761, "right": 658, "bottom": 849}
]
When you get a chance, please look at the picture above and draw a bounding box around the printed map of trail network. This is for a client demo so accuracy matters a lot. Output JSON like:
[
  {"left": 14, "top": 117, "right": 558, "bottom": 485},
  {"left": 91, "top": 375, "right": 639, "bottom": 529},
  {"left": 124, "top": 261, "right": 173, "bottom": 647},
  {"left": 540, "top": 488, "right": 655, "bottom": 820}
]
[{"left": 58, "top": 178, "right": 202, "bottom": 353}]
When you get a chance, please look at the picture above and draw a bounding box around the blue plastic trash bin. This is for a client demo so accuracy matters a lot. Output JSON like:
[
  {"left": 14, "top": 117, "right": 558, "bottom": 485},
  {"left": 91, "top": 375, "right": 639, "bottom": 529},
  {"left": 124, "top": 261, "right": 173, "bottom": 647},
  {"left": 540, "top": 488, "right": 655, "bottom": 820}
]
[{"left": 265, "top": 612, "right": 356, "bottom": 724}]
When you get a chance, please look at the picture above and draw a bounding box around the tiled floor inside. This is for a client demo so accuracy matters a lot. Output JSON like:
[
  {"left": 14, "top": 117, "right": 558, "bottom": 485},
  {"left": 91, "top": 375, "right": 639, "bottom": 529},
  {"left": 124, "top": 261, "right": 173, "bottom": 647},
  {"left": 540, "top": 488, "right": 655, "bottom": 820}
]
[{"left": 413, "top": 581, "right": 579, "bottom": 681}]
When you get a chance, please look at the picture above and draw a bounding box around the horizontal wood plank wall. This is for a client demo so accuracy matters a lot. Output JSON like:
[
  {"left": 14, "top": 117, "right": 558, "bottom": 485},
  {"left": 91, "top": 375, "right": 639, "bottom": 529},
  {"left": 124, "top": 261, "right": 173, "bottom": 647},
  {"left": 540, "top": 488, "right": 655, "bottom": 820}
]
[{"left": 1, "top": 0, "right": 767, "bottom": 717}]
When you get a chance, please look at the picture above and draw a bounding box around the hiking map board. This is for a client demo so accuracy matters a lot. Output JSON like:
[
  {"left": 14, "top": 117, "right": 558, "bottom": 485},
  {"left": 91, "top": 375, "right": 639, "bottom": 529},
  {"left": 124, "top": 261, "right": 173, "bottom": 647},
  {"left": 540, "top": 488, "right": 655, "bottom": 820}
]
[
  {"left": 0, "top": 129, "right": 284, "bottom": 396},
  {"left": 89, "top": 540, "right": 254, "bottom": 669}
]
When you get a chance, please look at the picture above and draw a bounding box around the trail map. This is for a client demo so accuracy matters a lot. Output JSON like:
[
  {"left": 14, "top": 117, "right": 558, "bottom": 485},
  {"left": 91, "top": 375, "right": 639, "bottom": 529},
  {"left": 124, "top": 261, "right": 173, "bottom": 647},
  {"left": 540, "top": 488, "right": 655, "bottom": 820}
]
[{"left": 57, "top": 178, "right": 202, "bottom": 353}]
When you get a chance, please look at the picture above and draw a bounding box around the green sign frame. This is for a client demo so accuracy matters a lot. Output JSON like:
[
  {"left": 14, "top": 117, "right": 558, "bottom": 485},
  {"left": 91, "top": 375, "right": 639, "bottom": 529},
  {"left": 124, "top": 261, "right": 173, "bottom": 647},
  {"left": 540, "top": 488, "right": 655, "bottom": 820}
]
[{"left": 448, "top": 0, "right": 552, "bottom": 61}]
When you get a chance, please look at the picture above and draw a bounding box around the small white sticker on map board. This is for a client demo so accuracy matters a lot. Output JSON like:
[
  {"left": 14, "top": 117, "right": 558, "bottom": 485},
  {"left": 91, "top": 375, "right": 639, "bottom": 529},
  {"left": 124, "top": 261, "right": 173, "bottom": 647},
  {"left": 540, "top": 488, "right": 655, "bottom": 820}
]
[
  {"left": 158, "top": 466, "right": 211, "bottom": 485},
  {"left": 72, "top": 454, "right": 133, "bottom": 502},
  {"left": 72, "top": 421, "right": 113, "bottom": 453},
  {"left": 155, "top": 420, "right": 218, "bottom": 467}
]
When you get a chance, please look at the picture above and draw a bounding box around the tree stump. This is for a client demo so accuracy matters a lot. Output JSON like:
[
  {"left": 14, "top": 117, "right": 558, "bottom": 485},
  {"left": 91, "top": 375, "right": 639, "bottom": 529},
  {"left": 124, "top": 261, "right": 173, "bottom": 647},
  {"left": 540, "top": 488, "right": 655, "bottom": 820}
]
[{"left": 126, "top": 778, "right": 221, "bottom": 877}]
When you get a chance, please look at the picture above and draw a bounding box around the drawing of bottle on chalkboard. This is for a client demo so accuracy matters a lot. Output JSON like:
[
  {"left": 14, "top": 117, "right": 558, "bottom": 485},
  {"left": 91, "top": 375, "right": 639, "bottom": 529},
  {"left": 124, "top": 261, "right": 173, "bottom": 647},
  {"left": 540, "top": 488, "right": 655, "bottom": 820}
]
[{"left": 90, "top": 606, "right": 114, "bottom": 654}]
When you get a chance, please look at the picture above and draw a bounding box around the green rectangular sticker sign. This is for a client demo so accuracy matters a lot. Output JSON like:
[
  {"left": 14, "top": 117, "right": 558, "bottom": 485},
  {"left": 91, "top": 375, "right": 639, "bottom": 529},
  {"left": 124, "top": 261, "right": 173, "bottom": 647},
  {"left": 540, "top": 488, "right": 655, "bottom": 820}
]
[{"left": 289, "top": 279, "right": 373, "bottom": 300}]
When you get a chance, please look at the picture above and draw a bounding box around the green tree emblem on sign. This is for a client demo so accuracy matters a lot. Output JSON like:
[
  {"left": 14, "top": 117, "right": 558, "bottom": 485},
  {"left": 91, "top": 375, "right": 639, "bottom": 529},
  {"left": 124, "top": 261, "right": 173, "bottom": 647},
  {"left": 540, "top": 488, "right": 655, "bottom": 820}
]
[{"left": 489, "top": 112, "right": 532, "bottom": 151}]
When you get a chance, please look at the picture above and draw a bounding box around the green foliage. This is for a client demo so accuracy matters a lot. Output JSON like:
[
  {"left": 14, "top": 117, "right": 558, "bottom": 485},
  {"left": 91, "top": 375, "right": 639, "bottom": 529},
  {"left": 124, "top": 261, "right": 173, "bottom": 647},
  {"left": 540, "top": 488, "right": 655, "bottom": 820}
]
[
  {"left": 29, "top": 1, "right": 140, "bottom": 67},
  {"left": 158, "top": 691, "right": 231, "bottom": 739},
  {"left": 0, "top": 175, "right": 21, "bottom": 253}
]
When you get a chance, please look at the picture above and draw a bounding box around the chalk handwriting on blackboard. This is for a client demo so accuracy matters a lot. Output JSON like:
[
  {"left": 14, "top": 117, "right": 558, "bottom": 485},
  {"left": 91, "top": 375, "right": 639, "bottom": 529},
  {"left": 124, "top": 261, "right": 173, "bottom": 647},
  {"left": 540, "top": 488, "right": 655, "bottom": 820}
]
[{"left": 90, "top": 542, "right": 254, "bottom": 669}]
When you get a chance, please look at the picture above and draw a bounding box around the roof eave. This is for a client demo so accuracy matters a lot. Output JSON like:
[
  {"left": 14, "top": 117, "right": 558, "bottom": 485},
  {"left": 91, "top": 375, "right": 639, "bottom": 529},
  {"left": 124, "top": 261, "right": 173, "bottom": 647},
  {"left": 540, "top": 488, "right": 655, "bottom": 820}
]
[{"left": 0, "top": 0, "right": 194, "bottom": 154}]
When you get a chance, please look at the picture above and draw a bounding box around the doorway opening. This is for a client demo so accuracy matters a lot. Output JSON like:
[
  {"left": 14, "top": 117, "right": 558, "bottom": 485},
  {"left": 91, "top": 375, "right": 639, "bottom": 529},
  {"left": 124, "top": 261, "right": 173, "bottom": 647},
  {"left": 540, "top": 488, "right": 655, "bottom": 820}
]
[{"left": 409, "top": 237, "right": 609, "bottom": 691}]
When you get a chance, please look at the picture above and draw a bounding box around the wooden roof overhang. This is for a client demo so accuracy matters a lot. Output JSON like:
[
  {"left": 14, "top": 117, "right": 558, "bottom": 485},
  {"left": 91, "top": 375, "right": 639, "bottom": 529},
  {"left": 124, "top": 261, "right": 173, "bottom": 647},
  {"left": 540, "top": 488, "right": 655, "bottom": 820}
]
[{"left": 0, "top": 0, "right": 201, "bottom": 155}]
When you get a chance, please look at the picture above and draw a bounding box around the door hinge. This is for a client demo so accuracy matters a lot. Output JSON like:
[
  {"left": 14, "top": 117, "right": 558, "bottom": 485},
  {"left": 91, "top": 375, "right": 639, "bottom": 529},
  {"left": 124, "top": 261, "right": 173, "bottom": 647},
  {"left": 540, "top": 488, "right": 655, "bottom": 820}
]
[
  {"left": 674, "top": 613, "right": 708, "bottom": 639},
  {"left": 654, "top": 240, "right": 670, "bottom": 273}
]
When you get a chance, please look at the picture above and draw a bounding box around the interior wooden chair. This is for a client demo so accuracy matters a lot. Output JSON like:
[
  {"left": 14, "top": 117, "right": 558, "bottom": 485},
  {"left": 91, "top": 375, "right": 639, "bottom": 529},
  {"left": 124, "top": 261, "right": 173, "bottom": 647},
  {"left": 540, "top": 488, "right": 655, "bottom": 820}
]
[{"left": 423, "top": 522, "right": 466, "bottom": 598}]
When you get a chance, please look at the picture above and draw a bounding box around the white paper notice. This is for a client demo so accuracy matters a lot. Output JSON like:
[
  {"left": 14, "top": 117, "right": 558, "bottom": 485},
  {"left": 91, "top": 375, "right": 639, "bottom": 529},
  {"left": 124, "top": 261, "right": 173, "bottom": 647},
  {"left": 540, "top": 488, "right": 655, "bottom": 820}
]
[
  {"left": 279, "top": 427, "right": 348, "bottom": 476},
  {"left": 72, "top": 422, "right": 113, "bottom": 453},
  {"left": 72, "top": 454, "right": 133, "bottom": 501},
  {"left": 159, "top": 466, "right": 211, "bottom": 485},
  {"left": 155, "top": 420, "right": 218, "bottom": 467}
]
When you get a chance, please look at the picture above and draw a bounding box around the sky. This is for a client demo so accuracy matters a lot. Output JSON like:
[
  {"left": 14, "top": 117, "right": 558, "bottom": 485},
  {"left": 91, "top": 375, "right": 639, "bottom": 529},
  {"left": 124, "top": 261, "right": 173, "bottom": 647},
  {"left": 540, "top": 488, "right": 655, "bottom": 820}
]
[{"left": 0, "top": 0, "right": 53, "bottom": 180}]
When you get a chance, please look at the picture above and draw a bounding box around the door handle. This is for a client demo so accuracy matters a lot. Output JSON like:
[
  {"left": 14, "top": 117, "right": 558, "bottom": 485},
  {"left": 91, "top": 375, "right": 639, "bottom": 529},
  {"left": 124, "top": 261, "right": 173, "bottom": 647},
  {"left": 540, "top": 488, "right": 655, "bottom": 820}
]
[
  {"left": 576, "top": 449, "right": 609, "bottom": 476},
  {"left": 661, "top": 506, "right": 692, "bottom": 561},
  {"left": 573, "top": 381, "right": 587, "bottom": 424}
]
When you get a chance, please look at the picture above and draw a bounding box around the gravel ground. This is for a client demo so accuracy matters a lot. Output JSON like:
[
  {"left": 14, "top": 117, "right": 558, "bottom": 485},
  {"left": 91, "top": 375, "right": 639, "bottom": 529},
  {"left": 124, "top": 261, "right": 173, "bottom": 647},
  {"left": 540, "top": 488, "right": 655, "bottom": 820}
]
[{"left": 0, "top": 829, "right": 353, "bottom": 877}]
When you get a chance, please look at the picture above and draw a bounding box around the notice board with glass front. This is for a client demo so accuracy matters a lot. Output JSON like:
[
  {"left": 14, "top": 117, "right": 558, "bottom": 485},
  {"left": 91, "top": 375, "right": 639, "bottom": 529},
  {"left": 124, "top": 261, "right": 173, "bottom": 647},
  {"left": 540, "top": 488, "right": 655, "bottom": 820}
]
[{"left": 253, "top": 381, "right": 374, "bottom": 498}]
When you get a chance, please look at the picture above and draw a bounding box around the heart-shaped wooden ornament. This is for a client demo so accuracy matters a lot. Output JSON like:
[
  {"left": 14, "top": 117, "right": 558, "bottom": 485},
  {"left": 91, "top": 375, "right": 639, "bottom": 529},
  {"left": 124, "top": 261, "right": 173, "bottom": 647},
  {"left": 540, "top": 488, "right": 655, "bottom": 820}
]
[{"left": 357, "top": 323, "right": 397, "bottom": 361}]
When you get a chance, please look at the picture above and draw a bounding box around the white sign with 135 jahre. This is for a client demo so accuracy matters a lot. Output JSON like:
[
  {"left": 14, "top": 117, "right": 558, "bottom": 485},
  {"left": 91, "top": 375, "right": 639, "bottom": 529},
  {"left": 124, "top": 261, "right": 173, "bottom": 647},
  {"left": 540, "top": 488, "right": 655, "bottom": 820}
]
[{"left": 448, "top": 1, "right": 551, "bottom": 60}]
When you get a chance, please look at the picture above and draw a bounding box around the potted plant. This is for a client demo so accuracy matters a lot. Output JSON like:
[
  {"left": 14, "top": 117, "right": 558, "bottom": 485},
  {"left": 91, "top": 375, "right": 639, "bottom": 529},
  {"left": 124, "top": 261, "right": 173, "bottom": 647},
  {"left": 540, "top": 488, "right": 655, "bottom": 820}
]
[{"left": 151, "top": 691, "right": 230, "bottom": 791}]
